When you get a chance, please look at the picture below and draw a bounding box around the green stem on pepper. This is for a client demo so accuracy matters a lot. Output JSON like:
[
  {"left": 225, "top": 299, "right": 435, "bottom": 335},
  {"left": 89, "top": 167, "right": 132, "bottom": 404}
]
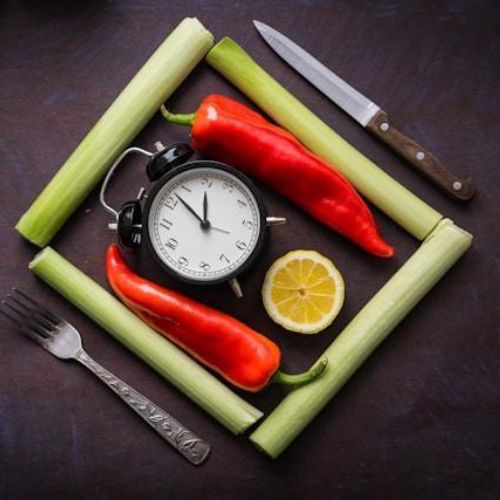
[
  {"left": 161, "top": 105, "right": 195, "bottom": 126},
  {"left": 272, "top": 358, "right": 328, "bottom": 387}
]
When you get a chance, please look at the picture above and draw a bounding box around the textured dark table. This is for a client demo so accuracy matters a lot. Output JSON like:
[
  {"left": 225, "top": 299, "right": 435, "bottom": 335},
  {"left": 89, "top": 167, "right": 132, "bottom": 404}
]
[{"left": 1, "top": 1, "right": 499, "bottom": 498}]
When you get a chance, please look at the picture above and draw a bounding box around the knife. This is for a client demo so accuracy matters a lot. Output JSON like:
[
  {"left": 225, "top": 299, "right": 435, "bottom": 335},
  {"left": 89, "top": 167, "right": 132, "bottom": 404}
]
[{"left": 253, "top": 20, "right": 475, "bottom": 201}]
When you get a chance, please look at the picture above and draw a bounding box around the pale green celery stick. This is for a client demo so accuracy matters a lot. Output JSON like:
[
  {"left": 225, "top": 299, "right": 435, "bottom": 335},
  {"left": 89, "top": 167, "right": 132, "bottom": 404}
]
[
  {"left": 29, "top": 247, "right": 262, "bottom": 434},
  {"left": 250, "top": 219, "right": 472, "bottom": 457},
  {"left": 17, "top": 18, "right": 214, "bottom": 247},
  {"left": 206, "top": 38, "right": 442, "bottom": 240}
]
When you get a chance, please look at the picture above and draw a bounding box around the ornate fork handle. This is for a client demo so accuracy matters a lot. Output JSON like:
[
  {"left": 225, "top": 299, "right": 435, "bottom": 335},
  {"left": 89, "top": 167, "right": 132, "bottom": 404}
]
[{"left": 76, "top": 350, "right": 210, "bottom": 465}]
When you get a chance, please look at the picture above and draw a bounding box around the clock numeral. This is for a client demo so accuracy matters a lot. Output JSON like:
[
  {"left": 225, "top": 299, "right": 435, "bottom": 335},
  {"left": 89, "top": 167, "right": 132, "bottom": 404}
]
[
  {"left": 160, "top": 218, "right": 173, "bottom": 231},
  {"left": 219, "top": 253, "right": 230, "bottom": 264},
  {"left": 222, "top": 180, "right": 233, "bottom": 192},
  {"left": 201, "top": 177, "right": 213, "bottom": 188},
  {"left": 242, "top": 219, "right": 253, "bottom": 230},
  {"left": 237, "top": 199, "right": 247, "bottom": 208},
  {"left": 166, "top": 238, "right": 178, "bottom": 250},
  {"left": 178, "top": 256, "right": 189, "bottom": 266},
  {"left": 235, "top": 240, "right": 247, "bottom": 250},
  {"left": 180, "top": 185, "right": 191, "bottom": 193},
  {"left": 165, "top": 196, "right": 178, "bottom": 210},
  {"left": 199, "top": 260, "right": 211, "bottom": 271}
]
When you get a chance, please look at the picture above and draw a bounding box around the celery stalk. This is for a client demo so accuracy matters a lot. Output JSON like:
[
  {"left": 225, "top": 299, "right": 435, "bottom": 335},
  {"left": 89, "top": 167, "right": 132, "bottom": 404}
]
[
  {"left": 29, "top": 247, "right": 262, "bottom": 434},
  {"left": 250, "top": 219, "right": 472, "bottom": 457},
  {"left": 206, "top": 38, "right": 442, "bottom": 241},
  {"left": 17, "top": 18, "right": 214, "bottom": 247}
]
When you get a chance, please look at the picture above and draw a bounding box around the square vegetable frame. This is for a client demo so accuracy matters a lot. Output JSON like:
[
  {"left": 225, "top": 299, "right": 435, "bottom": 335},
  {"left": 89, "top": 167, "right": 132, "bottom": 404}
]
[{"left": 22, "top": 28, "right": 473, "bottom": 459}]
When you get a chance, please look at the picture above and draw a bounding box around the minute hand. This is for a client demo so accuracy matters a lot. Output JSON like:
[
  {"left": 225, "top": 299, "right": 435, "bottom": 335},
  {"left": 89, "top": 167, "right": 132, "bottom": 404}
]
[
  {"left": 175, "top": 194, "right": 203, "bottom": 223},
  {"left": 253, "top": 20, "right": 475, "bottom": 201}
]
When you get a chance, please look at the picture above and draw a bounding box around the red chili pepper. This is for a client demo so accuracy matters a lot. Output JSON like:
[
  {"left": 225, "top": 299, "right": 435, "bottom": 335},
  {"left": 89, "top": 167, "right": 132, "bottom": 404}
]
[
  {"left": 106, "top": 244, "right": 327, "bottom": 392},
  {"left": 161, "top": 94, "right": 394, "bottom": 258}
]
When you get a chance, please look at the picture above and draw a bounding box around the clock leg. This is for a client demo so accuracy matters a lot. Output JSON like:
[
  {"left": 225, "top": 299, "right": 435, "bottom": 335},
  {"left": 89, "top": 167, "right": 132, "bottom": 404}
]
[{"left": 228, "top": 278, "right": 244, "bottom": 299}]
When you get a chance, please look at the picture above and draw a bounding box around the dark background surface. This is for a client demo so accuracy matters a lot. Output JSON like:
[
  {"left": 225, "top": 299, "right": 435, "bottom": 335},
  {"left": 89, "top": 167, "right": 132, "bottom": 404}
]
[{"left": 1, "top": 1, "right": 499, "bottom": 498}]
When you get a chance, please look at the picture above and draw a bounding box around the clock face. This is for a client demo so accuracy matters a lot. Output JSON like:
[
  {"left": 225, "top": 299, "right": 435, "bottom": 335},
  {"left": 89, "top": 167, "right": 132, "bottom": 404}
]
[{"left": 146, "top": 164, "right": 263, "bottom": 283}]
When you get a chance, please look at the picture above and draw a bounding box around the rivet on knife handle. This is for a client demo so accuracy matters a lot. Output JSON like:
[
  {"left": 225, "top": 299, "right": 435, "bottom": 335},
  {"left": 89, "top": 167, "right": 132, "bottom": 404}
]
[{"left": 366, "top": 110, "right": 475, "bottom": 201}]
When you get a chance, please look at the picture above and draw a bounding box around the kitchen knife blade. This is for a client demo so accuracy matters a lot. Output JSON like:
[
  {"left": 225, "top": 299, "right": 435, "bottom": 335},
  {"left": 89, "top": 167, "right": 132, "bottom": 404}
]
[{"left": 253, "top": 20, "right": 475, "bottom": 201}]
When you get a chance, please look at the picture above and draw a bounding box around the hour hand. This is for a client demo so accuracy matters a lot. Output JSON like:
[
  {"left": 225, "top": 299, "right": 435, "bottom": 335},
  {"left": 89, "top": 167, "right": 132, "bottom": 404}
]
[
  {"left": 203, "top": 191, "right": 208, "bottom": 223},
  {"left": 200, "top": 192, "right": 230, "bottom": 233},
  {"left": 175, "top": 193, "right": 204, "bottom": 223}
]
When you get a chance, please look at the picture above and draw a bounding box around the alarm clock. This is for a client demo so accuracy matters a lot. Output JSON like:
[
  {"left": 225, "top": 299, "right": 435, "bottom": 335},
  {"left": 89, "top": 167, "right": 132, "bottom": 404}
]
[{"left": 100, "top": 142, "right": 286, "bottom": 297}]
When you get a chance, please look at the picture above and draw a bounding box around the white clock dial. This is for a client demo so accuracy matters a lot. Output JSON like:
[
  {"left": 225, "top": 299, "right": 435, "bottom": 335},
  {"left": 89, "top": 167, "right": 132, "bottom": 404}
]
[{"left": 147, "top": 166, "right": 262, "bottom": 282}]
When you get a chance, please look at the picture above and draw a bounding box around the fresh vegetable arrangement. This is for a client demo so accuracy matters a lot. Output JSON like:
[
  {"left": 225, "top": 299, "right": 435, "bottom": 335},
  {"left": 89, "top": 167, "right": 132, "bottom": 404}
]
[
  {"left": 106, "top": 244, "right": 327, "bottom": 391},
  {"left": 8, "top": 15, "right": 473, "bottom": 463},
  {"left": 162, "top": 95, "right": 394, "bottom": 258}
]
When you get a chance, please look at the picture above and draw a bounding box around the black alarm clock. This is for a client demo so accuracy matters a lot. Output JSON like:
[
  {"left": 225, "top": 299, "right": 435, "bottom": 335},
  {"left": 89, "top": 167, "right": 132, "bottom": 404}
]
[{"left": 100, "top": 142, "right": 286, "bottom": 297}]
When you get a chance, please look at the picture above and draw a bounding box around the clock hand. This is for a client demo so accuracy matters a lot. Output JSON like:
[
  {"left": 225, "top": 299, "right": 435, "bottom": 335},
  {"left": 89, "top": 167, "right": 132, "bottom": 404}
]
[
  {"left": 203, "top": 191, "right": 208, "bottom": 223},
  {"left": 176, "top": 192, "right": 229, "bottom": 233},
  {"left": 210, "top": 225, "right": 231, "bottom": 234},
  {"left": 175, "top": 193, "right": 207, "bottom": 227},
  {"left": 201, "top": 191, "right": 230, "bottom": 233}
]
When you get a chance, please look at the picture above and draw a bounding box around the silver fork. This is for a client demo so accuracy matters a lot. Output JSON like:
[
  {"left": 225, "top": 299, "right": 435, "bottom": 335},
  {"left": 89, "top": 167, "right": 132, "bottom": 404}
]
[{"left": 0, "top": 289, "right": 210, "bottom": 466}]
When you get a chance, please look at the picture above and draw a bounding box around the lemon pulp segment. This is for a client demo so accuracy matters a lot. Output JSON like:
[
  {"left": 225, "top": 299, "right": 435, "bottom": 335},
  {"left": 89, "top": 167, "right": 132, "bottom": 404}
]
[{"left": 262, "top": 250, "right": 345, "bottom": 334}]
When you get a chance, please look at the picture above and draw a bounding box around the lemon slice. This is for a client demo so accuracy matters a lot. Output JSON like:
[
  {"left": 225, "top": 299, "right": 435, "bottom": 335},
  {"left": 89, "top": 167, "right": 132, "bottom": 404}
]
[{"left": 262, "top": 250, "right": 345, "bottom": 334}]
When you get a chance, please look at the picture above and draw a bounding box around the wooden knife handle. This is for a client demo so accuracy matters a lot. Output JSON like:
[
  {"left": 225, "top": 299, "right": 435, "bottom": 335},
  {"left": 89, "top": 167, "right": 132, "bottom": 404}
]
[{"left": 366, "top": 109, "right": 475, "bottom": 201}]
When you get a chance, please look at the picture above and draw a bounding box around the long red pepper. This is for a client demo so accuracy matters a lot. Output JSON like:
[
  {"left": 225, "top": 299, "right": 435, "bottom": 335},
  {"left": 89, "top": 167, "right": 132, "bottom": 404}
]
[
  {"left": 161, "top": 94, "right": 394, "bottom": 258},
  {"left": 106, "top": 245, "right": 326, "bottom": 392}
]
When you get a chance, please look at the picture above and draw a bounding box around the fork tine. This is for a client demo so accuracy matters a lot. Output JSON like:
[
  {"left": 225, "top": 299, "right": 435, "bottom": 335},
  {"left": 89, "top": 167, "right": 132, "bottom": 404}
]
[
  {"left": 3, "top": 299, "right": 54, "bottom": 338},
  {"left": 0, "top": 306, "right": 23, "bottom": 326},
  {"left": 9, "top": 295, "right": 34, "bottom": 314},
  {"left": 21, "top": 326, "right": 47, "bottom": 346},
  {"left": 0, "top": 303, "right": 48, "bottom": 345},
  {"left": 3, "top": 299, "right": 29, "bottom": 322},
  {"left": 8, "top": 295, "right": 56, "bottom": 331},
  {"left": 13, "top": 289, "right": 60, "bottom": 325},
  {"left": 23, "top": 322, "right": 52, "bottom": 342}
]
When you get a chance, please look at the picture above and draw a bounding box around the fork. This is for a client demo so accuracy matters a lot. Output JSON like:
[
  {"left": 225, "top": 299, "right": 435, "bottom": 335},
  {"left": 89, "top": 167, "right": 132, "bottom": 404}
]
[{"left": 0, "top": 289, "right": 211, "bottom": 466}]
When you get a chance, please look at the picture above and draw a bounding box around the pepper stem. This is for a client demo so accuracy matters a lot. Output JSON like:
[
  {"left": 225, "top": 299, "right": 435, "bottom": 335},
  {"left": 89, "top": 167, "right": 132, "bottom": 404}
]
[
  {"left": 160, "top": 105, "right": 195, "bottom": 126},
  {"left": 272, "top": 357, "right": 328, "bottom": 388}
]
